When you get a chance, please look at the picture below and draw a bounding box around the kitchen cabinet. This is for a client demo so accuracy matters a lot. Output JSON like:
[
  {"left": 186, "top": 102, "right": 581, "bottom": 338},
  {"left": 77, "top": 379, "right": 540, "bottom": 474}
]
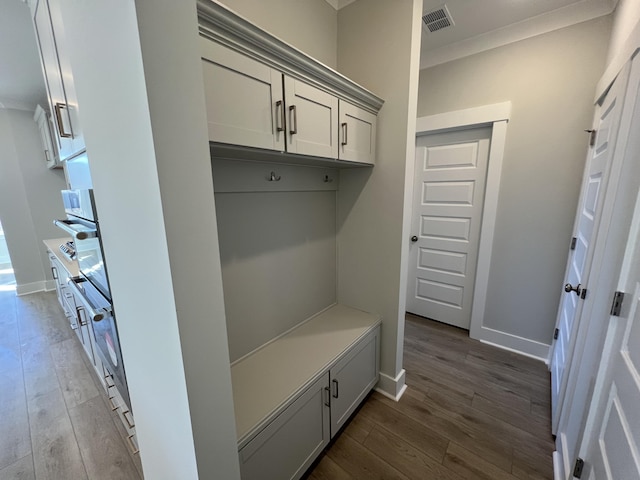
[
  {"left": 34, "top": 105, "right": 60, "bottom": 169},
  {"left": 199, "top": 25, "right": 381, "bottom": 165},
  {"left": 232, "top": 305, "right": 380, "bottom": 480},
  {"left": 32, "top": 0, "right": 85, "bottom": 162}
]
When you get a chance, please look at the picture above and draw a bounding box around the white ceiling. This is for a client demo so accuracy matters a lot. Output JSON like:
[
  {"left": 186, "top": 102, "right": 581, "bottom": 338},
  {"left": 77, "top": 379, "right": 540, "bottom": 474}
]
[
  {"left": 0, "top": 0, "right": 619, "bottom": 112},
  {"left": 0, "top": 0, "right": 47, "bottom": 111}
]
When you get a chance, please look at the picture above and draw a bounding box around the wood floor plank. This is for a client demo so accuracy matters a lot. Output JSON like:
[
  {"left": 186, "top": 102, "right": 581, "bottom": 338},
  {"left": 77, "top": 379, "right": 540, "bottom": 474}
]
[
  {"left": 363, "top": 426, "right": 465, "bottom": 480},
  {"left": 49, "top": 338, "right": 99, "bottom": 409},
  {"left": 357, "top": 396, "right": 449, "bottom": 462},
  {"left": 0, "top": 370, "right": 31, "bottom": 471},
  {"left": 31, "top": 413, "right": 88, "bottom": 480},
  {"left": 443, "top": 442, "right": 518, "bottom": 480},
  {"left": 0, "top": 454, "right": 35, "bottom": 480},
  {"left": 471, "top": 393, "right": 552, "bottom": 439},
  {"left": 305, "top": 455, "right": 353, "bottom": 480},
  {"left": 341, "top": 407, "right": 375, "bottom": 444},
  {"left": 326, "top": 433, "right": 410, "bottom": 480},
  {"left": 69, "top": 396, "right": 141, "bottom": 480}
]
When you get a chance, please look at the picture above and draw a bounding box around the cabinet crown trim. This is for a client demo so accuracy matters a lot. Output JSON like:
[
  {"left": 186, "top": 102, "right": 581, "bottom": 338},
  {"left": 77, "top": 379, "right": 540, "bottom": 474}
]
[{"left": 196, "top": 0, "right": 384, "bottom": 114}]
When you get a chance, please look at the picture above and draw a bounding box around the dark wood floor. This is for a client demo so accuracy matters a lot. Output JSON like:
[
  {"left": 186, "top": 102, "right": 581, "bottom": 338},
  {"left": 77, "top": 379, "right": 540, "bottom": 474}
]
[{"left": 307, "top": 313, "right": 554, "bottom": 480}]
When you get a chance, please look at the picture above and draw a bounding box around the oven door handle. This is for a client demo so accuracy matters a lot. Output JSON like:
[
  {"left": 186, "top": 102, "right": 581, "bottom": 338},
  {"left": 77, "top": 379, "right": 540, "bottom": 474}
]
[
  {"left": 53, "top": 219, "right": 97, "bottom": 240},
  {"left": 67, "top": 277, "right": 110, "bottom": 322}
]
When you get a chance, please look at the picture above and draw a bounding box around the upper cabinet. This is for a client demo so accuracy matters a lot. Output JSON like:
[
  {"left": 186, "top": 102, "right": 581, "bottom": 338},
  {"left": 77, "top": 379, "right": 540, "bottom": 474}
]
[
  {"left": 198, "top": 1, "right": 383, "bottom": 166},
  {"left": 32, "top": 0, "right": 85, "bottom": 162}
]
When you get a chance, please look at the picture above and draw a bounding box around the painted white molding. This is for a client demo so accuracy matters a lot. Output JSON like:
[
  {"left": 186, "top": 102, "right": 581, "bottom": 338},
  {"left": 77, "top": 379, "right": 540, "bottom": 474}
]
[
  {"left": 0, "top": 98, "right": 36, "bottom": 111},
  {"left": 595, "top": 26, "right": 640, "bottom": 103},
  {"left": 323, "top": 0, "right": 356, "bottom": 11},
  {"left": 553, "top": 451, "right": 563, "bottom": 480},
  {"left": 375, "top": 369, "right": 407, "bottom": 401},
  {"left": 44, "top": 279, "right": 56, "bottom": 291},
  {"left": 479, "top": 326, "right": 551, "bottom": 362},
  {"left": 16, "top": 281, "right": 46, "bottom": 296},
  {"left": 416, "top": 103, "right": 510, "bottom": 353},
  {"left": 421, "top": 0, "right": 614, "bottom": 69},
  {"left": 415, "top": 102, "right": 511, "bottom": 133}
]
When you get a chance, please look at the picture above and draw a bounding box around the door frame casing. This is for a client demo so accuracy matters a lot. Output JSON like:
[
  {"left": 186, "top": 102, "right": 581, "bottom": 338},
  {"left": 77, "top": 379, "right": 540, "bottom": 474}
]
[{"left": 415, "top": 102, "right": 520, "bottom": 353}]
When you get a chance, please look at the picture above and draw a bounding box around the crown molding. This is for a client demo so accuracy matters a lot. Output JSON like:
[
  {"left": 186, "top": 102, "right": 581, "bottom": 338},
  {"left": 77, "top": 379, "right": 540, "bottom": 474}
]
[{"left": 323, "top": 0, "right": 357, "bottom": 11}]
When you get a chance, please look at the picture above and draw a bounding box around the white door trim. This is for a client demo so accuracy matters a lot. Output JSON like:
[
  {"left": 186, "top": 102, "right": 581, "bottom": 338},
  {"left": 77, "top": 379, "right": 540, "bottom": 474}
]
[{"left": 415, "top": 102, "right": 535, "bottom": 356}]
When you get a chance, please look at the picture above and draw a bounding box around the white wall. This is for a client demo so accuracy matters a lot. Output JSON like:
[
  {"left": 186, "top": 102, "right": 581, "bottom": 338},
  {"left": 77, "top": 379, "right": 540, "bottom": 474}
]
[
  {"left": 416, "top": 17, "right": 612, "bottom": 348},
  {"left": 219, "top": 0, "right": 337, "bottom": 69},
  {"left": 337, "top": 0, "right": 422, "bottom": 397},
  {"left": 0, "top": 108, "right": 66, "bottom": 293},
  {"left": 55, "top": 0, "right": 240, "bottom": 478}
]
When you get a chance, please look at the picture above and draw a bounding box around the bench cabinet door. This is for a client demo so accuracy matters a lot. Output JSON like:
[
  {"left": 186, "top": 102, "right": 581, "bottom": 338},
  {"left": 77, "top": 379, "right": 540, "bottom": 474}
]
[{"left": 239, "top": 373, "right": 330, "bottom": 480}]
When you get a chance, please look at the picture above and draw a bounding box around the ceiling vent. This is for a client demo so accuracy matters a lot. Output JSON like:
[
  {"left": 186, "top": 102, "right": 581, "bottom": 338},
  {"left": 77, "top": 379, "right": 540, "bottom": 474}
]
[{"left": 422, "top": 5, "right": 454, "bottom": 33}]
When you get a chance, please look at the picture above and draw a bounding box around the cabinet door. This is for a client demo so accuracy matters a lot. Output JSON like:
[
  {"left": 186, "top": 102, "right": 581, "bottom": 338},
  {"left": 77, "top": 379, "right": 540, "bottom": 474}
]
[
  {"left": 33, "top": 0, "right": 75, "bottom": 160},
  {"left": 47, "top": 0, "right": 85, "bottom": 158},
  {"left": 201, "top": 39, "right": 285, "bottom": 151},
  {"left": 338, "top": 100, "right": 376, "bottom": 165},
  {"left": 284, "top": 77, "right": 339, "bottom": 159},
  {"left": 329, "top": 327, "right": 379, "bottom": 436},
  {"left": 34, "top": 105, "right": 60, "bottom": 168},
  {"left": 239, "top": 373, "right": 330, "bottom": 480},
  {"left": 75, "top": 304, "right": 96, "bottom": 364}
]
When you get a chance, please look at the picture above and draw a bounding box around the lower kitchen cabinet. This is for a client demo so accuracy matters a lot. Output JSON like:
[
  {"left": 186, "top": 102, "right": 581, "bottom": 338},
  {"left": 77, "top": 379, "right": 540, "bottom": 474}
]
[{"left": 232, "top": 304, "right": 380, "bottom": 480}]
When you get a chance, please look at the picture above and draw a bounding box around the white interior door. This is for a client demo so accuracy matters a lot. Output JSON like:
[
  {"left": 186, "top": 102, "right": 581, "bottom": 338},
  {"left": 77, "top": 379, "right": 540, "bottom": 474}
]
[
  {"left": 407, "top": 127, "right": 490, "bottom": 329},
  {"left": 550, "top": 66, "right": 629, "bottom": 437},
  {"left": 577, "top": 189, "right": 640, "bottom": 480}
]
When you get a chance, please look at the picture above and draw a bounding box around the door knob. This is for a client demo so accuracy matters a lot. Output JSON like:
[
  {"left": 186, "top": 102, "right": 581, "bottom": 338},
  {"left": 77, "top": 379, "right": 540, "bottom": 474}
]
[
  {"left": 411, "top": 235, "right": 418, "bottom": 242},
  {"left": 564, "top": 283, "right": 582, "bottom": 296}
]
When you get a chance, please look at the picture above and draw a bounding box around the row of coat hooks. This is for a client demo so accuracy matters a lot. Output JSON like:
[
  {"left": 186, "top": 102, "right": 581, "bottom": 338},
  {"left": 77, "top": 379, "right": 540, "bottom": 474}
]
[{"left": 267, "top": 171, "right": 334, "bottom": 183}]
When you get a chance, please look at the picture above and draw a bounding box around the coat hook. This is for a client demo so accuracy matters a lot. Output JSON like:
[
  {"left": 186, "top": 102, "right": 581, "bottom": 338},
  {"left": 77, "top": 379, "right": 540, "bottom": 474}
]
[
  {"left": 268, "top": 171, "right": 281, "bottom": 182},
  {"left": 323, "top": 175, "right": 333, "bottom": 183}
]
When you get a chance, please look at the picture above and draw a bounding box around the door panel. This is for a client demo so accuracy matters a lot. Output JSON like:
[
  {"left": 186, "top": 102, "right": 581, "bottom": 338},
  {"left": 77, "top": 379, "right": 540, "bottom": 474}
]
[
  {"left": 338, "top": 100, "right": 376, "bottom": 164},
  {"left": 550, "top": 66, "right": 629, "bottom": 442},
  {"left": 407, "top": 127, "right": 491, "bottom": 329}
]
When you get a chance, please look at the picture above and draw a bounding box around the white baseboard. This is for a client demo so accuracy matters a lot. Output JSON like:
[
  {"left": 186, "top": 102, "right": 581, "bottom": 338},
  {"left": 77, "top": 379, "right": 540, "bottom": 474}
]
[
  {"left": 553, "top": 451, "right": 562, "bottom": 480},
  {"left": 375, "top": 369, "right": 407, "bottom": 401},
  {"left": 44, "top": 279, "right": 57, "bottom": 292},
  {"left": 16, "top": 281, "right": 46, "bottom": 296},
  {"left": 478, "top": 326, "right": 550, "bottom": 362}
]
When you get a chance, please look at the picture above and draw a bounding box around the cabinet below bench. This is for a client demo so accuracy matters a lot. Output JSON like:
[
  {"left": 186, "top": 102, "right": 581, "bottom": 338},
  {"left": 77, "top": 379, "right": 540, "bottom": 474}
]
[{"left": 232, "top": 304, "right": 380, "bottom": 480}]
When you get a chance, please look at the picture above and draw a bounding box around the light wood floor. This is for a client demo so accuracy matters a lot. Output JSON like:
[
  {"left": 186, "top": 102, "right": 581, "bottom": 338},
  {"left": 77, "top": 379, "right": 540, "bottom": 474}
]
[
  {"left": 306, "top": 313, "right": 554, "bottom": 480},
  {"left": 1, "top": 288, "right": 553, "bottom": 479},
  {"left": 0, "top": 289, "right": 142, "bottom": 480}
]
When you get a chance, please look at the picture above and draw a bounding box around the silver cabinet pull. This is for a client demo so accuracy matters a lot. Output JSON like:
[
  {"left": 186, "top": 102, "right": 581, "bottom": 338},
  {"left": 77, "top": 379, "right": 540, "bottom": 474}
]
[
  {"left": 324, "top": 386, "right": 331, "bottom": 407},
  {"left": 289, "top": 105, "right": 297, "bottom": 135},
  {"left": 332, "top": 379, "right": 339, "bottom": 399},
  {"left": 275, "top": 100, "right": 285, "bottom": 132},
  {"left": 51, "top": 266, "right": 58, "bottom": 280},
  {"left": 341, "top": 122, "right": 348, "bottom": 146},
  {"left": 76, "top": 306, "right": 89, "bottom": 326},
  {"left": 53, "top": 102, "right": 72, "bottom": 138}
]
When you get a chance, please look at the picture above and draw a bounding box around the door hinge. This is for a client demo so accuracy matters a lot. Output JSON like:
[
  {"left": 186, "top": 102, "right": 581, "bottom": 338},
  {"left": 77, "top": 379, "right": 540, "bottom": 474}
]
[
  {"left": 581, "top": 288, "right": 588, "bottom": 299},
  {"left": 610, "top": 291, "right": 625, "bottom": 316},
  {"left": 585, "top": 129, "right": 597, "bottom": 147},
  {"left": 554, "top": 328, "right": 559, "bottom": 340},
  {"left": 570, "top": 236, "right": 577, "bottom": 251},
  {"left": 573, "top": 457, "right": 585, "bottom": 478}
]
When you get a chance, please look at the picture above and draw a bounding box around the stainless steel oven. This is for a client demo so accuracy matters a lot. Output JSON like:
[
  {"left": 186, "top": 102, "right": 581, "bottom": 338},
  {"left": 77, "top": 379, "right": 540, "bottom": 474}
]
[{"left": 54, "top": 189, "right": 131, "bottom": 410}]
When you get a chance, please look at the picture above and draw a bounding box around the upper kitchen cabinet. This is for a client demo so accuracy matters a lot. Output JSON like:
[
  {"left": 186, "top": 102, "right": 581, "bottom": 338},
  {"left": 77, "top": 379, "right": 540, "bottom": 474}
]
[
  {"left": 32, "top": 0, "right": 85, "bottom": 162},
  {"left": 198, "top": 0, "right": 383, "bottom": 166}
]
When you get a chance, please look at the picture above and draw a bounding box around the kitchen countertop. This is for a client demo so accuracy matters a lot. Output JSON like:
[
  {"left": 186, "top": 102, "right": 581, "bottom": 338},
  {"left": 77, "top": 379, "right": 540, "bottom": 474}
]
[{"left": 43, "top": 237, "right": 80, "bottom": 277}]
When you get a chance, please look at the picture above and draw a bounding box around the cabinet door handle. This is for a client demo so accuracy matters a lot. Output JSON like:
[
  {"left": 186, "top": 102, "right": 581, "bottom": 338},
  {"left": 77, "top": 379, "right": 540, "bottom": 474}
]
[
  {"left": 51, "top": 266, "right": 58, "bottom": 280},
  {"left": 53, "top": 103, "right": 72, "bottom": 138},
  {"left": 76, "top": 306, "right": 88, "bottom": 326},
  {"left": 275, "top": 100, "right": 285, "bottom": 132},
  {"left": 332, "top": 379, "right": 339, "bottom": 399},
  {"left": 44, "top": 149, "right": 51, "bottom": 163},
  {"left": 289, "top": 105, "right": 297, "bottom": 135},
  {"left": 324, "top": 386, "right": 331, "bottom": 407},
  {"left": 341, "top": 122, "right": 348, "bottom": 146}
]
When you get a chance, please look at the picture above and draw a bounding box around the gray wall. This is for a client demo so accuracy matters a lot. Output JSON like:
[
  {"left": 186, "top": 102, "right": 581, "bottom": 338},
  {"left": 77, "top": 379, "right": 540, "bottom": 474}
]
[
  {"left": 219, "top": 0, "right": 337, "bottom": 69},
  {"left": 337, "top": 0, "right": 422, "bottom": 390},
  {"left": 417, "top": 17, "right": 612, "bottom": 344},
  {"left": 216, "top": 190, "right": 337, "bottom": 362},
  {"left": 0, "top": 108, "right": 66, "bottom": 293}
]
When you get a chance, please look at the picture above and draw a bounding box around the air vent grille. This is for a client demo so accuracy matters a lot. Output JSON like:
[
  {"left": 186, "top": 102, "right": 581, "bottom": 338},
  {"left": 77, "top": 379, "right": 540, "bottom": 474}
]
[{"left": 422, "top": 5, "right": 454, "bottom": 33}]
